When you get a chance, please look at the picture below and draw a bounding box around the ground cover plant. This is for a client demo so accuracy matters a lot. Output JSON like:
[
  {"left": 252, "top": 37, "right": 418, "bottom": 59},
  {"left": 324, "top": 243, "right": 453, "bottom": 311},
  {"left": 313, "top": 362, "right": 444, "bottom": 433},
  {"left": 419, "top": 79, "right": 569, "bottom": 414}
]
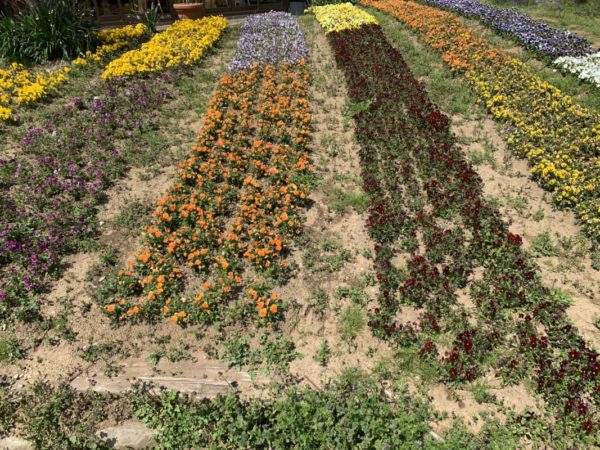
[
  {"left": 133, "top": 370, "right": 481, "bottom": 449},
  {"left": 0, "top": 18, "right": 229, "bottom": 322},
  {"left": 361, "top": 0, "right": 600, "bottom": 247},
  {"left": 311, "top": 3, "right": 599, "bottom": 445}
]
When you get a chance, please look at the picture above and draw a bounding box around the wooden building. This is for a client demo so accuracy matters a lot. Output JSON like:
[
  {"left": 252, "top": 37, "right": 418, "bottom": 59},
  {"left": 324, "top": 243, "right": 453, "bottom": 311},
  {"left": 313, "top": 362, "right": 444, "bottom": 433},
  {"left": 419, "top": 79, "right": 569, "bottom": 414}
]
[{"left": 88, "top": 0, "right": 290, "bottom": 24}]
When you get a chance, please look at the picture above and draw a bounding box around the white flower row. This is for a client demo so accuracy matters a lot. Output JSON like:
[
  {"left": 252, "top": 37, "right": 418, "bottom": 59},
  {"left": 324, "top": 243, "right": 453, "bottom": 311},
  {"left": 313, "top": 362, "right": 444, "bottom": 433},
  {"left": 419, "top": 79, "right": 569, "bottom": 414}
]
[{"left": 554, "top": 52, "right": 600, "bottom": 87}]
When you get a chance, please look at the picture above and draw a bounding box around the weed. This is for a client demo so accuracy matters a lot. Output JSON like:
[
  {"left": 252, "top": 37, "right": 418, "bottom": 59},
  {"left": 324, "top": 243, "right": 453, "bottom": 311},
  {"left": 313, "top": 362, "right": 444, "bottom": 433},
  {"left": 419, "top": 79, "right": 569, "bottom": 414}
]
[
  {"left": 338, "top": 305, "right": 365, "bottom": 342},
  {"left": 530, "top": 232, "right": 558, "bottom": 257},
  {"left": 314, "top": 339, "right": 331, "bottom": 366},
  {"left": 307, "top": 286, "right": 329, "bottom": 316},
  {"left": 330, "top": 187, "right": 369, "bottom": 214},
  {"left": 0, "top": 336, "right": 23, "bottom": 363},
  {"left": 532, "top": 208, "right": 545, "bottom": 222}
]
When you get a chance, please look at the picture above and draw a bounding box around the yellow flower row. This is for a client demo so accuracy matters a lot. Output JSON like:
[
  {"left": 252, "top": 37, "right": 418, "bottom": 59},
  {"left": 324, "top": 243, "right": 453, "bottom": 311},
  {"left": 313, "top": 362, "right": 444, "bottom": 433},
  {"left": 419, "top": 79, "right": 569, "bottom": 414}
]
[
  {"left": 102, "top": 17, "right": 228, "bottom": 79},
  {"left": 98, "top": 23, "right": 148, "bottom": 44},
  {"left": 0, "top": 63, "right": 71, "bottom": 121},
  {"left": 307, "top": 3, "right": 378, "bottom": 34},
  {"left": 362, "top": 0, "right": 600, "bottom": 241},
  {"left": 73, "top": 23, "right": 148, "bottom": 66}
]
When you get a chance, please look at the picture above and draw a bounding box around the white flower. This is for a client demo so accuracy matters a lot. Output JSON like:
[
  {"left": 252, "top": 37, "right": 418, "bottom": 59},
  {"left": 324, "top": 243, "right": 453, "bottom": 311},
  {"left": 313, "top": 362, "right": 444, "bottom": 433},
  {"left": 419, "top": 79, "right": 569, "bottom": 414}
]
[{"left": 554, "top": 52, "right": 600, "bottom": 87}]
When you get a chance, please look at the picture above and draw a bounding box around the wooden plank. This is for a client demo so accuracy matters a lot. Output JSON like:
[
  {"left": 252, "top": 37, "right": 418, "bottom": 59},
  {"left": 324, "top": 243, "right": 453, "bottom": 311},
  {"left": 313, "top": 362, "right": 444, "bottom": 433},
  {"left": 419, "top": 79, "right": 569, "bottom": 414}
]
[{"left": 70, "top": 357, "right": 269, "bottom": 395}]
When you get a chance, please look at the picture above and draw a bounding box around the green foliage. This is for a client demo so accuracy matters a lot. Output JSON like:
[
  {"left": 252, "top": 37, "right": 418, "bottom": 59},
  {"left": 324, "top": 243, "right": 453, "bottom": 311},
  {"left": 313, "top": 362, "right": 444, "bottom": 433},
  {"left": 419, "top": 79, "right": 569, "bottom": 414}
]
[
  {"left": 0, "top": 385, "right": 18, "bottom": 437},
  {"left": 307, "top": 286, "right": 330, "bottom": 316},
  {"left": 134, "top": 370, "right": 441, "bottom": 449},
  {"left": 133, "top": 0, "right": 162, "bottom": 34},
  {"left": 338, "top": 305, "right": 365, "bottom": 342},
  {"left": 149, "top": 341, "right": 193, "bottom": 367},
  {"left": 19, "top": 382, "right": 111, "bottom": 449},
  {"left": 0, "top": 335, "right": 23, "bottom": 363},
  {"left": 0, "top": 0, "right": 98, "bottom": 63},
  {"left": 330, "top": 187, "right": 369, "bottom": 214},
  {"left": 532, "top": 208, "right": 545, "bottom": 222},
  {"left": 530, "top": 232, "right": 558, "bottom": 257},
  {"left": 112, "top": 199, "right": 153, "bottom": 237},
  {"left": 313, "top": 339, "right": 331, "bottom": 366},
  {"left": 219, "top": 332, "right": 300, "bottom": 374}
]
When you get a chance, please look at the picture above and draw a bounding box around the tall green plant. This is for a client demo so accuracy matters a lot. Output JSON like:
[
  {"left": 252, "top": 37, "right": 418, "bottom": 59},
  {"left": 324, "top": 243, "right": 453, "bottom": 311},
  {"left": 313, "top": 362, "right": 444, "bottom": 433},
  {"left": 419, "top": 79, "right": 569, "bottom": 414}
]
[{"left": 0, "top": 0, "right": 98, "bottom": 63}]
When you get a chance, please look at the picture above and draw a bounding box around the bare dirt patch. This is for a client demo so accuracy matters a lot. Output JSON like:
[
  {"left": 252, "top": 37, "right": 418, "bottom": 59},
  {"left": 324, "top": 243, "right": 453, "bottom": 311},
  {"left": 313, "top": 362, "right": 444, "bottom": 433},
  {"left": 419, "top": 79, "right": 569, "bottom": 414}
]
[{"left": 282, "top": 19, "right": 394, "bottom": 389}]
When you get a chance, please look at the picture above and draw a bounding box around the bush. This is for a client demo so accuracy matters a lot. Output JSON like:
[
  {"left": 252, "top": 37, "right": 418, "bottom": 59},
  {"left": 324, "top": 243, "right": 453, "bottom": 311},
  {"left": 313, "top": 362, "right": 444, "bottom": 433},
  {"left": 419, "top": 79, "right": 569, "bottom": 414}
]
[{"left": 0, "top": 0, "right": 98, "bottom": 63}]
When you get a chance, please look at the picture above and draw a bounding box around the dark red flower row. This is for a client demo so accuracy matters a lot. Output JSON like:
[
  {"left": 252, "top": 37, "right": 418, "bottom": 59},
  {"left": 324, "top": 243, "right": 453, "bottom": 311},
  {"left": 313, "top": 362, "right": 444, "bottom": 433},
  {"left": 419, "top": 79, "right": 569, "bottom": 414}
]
[{"left": 324, "top": 23, "right": 598, "bottom": 436}]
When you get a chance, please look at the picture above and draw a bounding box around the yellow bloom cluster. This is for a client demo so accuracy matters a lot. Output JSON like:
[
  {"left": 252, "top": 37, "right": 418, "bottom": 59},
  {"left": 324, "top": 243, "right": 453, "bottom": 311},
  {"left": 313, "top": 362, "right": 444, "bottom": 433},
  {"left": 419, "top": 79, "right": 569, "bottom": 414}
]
[
  {"left": 102, "top": 17, "right": 228, "bottom": 79},
  {"left": 307, "top": 3, "right": 378, "bottom": 34},
  {"left": 98, "top": 23, "right": 148, "bottom": 44},
  {"left": 0, "top": 63, "right": 70, "bottom": 121},
  {"left": 466, "top": 52, "right": 600, "bottom": 239},
  {"left": 73, "top": 24, "right": 148, "bottom": 66}
]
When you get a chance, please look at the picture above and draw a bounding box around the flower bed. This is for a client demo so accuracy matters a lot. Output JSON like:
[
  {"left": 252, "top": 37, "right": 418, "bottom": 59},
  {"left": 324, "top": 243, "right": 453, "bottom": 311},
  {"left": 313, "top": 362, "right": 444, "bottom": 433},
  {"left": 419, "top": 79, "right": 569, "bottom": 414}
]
[
  {"left": 73, "top": 24, "right": 148, "bottom": 67},
  {"left": 0, "top": 21, "right": 227, "bottom": 321},
  {"left": 100, "top": 12, "right": 312, "bottom": 325},
  {"left": 102, "top": 17, "right": 227, "bottom": 79},
  {"left": 362, "top": 0, "right": 600, "bottom": 243},
  {"left": 228, "top": 12, "right": 308, "bottom": 71},
  {"left": 0, "top": 64, "right": 70, "bottom": 121},
  {"left": 306, "top": 3, "right": 379, "bottom": 34},
  {"left": 312, "top": 3, "right": 599, "bottom": 441},
  {"left": 417, "top": 0, "right": 593, "bottom": 59}
]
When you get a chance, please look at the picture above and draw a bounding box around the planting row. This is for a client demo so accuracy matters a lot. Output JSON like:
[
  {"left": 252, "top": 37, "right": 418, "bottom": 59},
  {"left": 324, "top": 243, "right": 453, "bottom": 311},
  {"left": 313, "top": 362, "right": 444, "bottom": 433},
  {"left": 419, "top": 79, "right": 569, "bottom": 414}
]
[
  {"left": 416, "top": 0, "right": 593, "bottom": 59},
  {"left": 228, "top": 12, "right": 308, "bottom": 72},
  {"left": 0, "top": 19, "right": 229, "bottom": 322},
  {"left": 73, "top": 24, "right": 148, "bottom": 67},
  {"left": 100, "top": 12, "right": 312, "bottom": 325},
  {"left": 312, "top": 4, "right": 598, "bottom": 443},
  {"left": 0, "top": 24, "right": 148, "bottom": 122},
  {"left": 362, "top": 0, "right": 600, "bottom": 244},
  {"left": 102, "top": 17, "right": 227, "bottom": 79}
]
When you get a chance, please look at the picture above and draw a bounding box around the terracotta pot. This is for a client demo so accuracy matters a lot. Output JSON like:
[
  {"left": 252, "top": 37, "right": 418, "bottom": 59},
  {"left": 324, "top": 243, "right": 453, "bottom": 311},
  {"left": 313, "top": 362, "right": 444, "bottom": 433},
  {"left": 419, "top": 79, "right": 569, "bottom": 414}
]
[{"left": 173, "top": 3, "right": 204, "bottom": 20}]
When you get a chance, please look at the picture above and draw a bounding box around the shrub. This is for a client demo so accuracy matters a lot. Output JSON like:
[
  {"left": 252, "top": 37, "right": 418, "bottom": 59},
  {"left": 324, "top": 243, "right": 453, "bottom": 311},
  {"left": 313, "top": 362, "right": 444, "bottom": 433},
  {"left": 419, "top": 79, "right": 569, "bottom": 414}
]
[{"left": 0, "top": 0, "right": 98, "bottom": 63}]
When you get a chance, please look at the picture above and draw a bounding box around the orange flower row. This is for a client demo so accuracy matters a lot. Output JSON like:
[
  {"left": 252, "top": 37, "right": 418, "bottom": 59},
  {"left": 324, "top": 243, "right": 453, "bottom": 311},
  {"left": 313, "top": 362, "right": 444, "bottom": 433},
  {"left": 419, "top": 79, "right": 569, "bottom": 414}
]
[{"left": 102, "top": 62, "right": 312, "bottom": 324}]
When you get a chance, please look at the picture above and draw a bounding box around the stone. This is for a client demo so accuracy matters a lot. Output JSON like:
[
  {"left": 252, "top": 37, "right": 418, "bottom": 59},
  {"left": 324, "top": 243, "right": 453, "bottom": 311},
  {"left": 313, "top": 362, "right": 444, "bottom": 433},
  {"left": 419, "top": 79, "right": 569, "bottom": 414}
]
[
  {"left": 97, "top": 420, "right": 155, "bottom": 449},
  {"left": 0, "top": 437, "right": 34, "bottom": 450}
]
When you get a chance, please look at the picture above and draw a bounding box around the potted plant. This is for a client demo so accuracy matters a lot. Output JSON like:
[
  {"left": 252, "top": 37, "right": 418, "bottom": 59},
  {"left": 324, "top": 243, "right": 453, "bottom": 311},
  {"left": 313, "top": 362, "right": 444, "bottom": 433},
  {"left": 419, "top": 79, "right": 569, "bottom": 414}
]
[{"left": 173, "top": 0, "right": 204, "bottom": 20}]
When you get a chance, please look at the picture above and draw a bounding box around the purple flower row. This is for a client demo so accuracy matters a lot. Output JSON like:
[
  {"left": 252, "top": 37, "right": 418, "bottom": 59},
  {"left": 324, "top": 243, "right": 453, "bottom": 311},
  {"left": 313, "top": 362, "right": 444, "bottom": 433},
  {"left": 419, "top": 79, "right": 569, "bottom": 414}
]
[
  {"left": 0, "top": 76, "right": 170, "bottom": 320},
  {"left": 228, "top": 11, "right": 308, "bottom": 72},
  {"left": 420, "top": 0, "right": 594, "bottom": 59}
]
